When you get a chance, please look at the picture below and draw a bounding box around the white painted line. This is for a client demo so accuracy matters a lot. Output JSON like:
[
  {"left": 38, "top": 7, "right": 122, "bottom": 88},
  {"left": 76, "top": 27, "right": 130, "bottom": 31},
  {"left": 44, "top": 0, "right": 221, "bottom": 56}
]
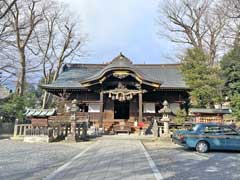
[
  {"left": 139, "top": 141, "right": 164, "bottom": 180},
  {"left": 44, "top": 142, "right": 97, "bottom": 180}
]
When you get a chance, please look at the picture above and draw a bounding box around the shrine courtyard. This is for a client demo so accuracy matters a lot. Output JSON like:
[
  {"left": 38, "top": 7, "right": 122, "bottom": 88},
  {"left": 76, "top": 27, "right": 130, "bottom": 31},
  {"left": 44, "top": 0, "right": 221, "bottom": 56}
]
[{"left": 0, "top": 136, "right": 240, "bottom": 180}]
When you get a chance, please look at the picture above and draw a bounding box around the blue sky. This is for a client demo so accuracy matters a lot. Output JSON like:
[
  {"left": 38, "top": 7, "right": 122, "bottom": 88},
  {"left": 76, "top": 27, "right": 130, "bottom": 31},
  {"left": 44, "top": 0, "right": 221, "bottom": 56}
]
[
  {"left": 3, "top": 0, "right": 180, "bottom": 89},
  {"left": 60, "top": 0, "right": 178, "bottom": 64}
]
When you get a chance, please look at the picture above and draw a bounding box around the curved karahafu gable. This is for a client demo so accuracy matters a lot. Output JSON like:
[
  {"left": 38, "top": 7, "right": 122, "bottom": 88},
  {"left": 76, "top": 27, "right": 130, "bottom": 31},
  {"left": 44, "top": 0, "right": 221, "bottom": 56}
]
[{"left": 80, "top": 53, "right": 162, "bottom": 88}]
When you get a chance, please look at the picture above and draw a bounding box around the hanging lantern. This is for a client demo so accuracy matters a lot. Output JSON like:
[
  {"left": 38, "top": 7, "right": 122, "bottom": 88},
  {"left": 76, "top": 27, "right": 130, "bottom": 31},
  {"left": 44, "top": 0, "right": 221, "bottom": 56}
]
[{"left": 109, "top": 93, "right": 112, "bottom": 98}]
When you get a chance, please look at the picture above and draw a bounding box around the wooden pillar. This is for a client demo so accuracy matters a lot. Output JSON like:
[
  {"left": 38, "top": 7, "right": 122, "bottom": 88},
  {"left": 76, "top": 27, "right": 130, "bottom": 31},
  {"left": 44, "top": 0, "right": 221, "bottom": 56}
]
[
  {"left": 138, "top": 92, "right": 143, "bottom": 122},
  {"left": 100, "top": 91, "right": 104, "bottom": 128}
]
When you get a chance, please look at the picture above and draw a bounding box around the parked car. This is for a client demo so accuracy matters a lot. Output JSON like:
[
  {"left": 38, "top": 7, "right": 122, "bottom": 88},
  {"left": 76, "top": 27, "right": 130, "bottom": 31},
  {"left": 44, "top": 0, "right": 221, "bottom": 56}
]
[{"left": 172, "top": 123, "right": 240, "bottom": 153}]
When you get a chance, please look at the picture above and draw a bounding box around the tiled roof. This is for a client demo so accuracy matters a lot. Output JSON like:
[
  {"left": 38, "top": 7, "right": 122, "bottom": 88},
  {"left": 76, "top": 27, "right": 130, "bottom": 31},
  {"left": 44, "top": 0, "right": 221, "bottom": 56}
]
[
  {"left": 41, "top": 54, "right": 188, "bottom": 90},
  {"left": 80, "top": 54, "right": 162, "bottom": 86},
  {"left": 24, "top": 109, "right": 56, "bottom": 117}
]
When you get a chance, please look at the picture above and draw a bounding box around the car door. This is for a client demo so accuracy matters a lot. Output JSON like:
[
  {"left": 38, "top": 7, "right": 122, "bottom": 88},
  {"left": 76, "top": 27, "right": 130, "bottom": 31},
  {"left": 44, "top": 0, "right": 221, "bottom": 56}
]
[
  {"left": 202, "top": 125, "right": 225, "bottom": 150},
  {"left": 222, "top": 126, "right": 240, "bottom": 150}
]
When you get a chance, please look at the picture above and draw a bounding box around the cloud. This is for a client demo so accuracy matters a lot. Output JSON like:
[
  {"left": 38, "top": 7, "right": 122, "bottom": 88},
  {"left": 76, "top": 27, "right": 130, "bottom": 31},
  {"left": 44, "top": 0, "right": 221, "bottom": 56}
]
[{"left": 59, "top": 0, "right": 176, "bottom": 64}]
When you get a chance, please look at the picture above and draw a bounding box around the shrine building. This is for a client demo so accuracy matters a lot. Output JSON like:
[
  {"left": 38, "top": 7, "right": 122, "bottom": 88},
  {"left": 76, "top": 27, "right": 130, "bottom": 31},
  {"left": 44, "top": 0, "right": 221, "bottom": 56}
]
[{"left": 40, "top": 53, "right": 189, "bottom": 134}]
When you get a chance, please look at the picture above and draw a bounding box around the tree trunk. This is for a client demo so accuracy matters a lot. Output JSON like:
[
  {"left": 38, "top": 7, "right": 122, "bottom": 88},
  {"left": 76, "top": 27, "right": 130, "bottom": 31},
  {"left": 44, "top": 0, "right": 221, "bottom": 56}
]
[
  {"left": 16, "top": 49, "right": 26, "bottom": 96},
  {"left": 53, "top": 63, "right": 62, "bottom": 81},
  {"left": 42, "top": 91, "right": 49, "bottom": 109},
  {"left": 42, "top": 91, "right": 53, "bottom": 109}
]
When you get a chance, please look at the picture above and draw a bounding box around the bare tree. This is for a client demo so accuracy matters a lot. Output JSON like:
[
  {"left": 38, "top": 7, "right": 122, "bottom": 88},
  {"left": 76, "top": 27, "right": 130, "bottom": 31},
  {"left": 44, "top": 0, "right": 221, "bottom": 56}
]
[
  {"left": 36, "top": 2, "right": 86, "bottom": 108},
  {"left": 219, "top": 0, "right": 240, "bottom": 46},
  {"left": 223, "top": 0, "right": 240, "bottom": 18},
  {"left": 0, "top": 0, "right": 17, "bottom": 81},
  {"left": 0, "top": 0, "right": 18, "bottom": 20},
  {"left": 1, "top": 0, "right": 46, "bottom": 96},
  {"left": 158, "top": 0, "right": 229, "bottom": 65}
]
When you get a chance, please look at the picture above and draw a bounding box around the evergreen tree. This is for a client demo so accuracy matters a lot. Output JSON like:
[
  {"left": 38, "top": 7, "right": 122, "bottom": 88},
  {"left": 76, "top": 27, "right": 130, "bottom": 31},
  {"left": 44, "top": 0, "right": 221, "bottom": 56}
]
[
  {"left": 221, "top": 42, "right": 240, "bottom": 95},
  {"left": 181, "top": 48, "right": 223, "bottom": 108},
  {"left": 1, "top": 82, "right": 38, "bottom": 121},
  {"left": 174, "top": 109, "right": 187, "bottom": 125},
  {"left": 231, "top": 94, "right": 240, "bottom": 119},
  {"left": 221, "top": 37, "right": 240, "bottom": 120},
  {"left": 2, "top": 93, "right": 36, "bottom": 121}
]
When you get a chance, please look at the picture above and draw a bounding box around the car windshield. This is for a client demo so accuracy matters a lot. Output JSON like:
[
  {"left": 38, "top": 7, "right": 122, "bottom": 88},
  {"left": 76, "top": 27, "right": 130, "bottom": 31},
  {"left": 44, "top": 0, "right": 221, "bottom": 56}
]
[{"left": 189, "top": 124, "right": 200, "bottom": 132}]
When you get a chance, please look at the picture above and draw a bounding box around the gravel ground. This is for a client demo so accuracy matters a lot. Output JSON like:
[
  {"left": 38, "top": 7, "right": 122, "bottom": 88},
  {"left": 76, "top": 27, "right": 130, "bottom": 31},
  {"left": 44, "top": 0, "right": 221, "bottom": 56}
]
[
  {"left": 0, "top": 139, "right": 94, "bottom": 180},
  {"left": 143, "top": 139, "right": 240, "bottom": 180}
]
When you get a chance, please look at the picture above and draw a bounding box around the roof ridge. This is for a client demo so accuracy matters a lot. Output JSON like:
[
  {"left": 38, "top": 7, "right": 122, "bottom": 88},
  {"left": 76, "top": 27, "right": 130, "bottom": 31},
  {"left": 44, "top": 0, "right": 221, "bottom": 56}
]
[{"left": 64, "top": 63, "right": 181, "bottom": 66}]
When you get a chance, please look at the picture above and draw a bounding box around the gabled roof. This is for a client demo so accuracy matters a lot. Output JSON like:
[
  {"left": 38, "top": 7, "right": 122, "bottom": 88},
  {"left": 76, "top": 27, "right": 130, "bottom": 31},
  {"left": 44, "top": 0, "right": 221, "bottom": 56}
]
[{"left": 41, "top": 54, "right": 189, "bottom": 90}]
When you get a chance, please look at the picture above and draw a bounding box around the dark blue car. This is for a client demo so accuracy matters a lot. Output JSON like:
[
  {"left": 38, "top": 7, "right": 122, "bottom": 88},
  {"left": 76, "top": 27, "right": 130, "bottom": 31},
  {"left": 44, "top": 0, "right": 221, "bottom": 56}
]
[{"left": 172, "top": 123, "right": 240, "bottom": 153}]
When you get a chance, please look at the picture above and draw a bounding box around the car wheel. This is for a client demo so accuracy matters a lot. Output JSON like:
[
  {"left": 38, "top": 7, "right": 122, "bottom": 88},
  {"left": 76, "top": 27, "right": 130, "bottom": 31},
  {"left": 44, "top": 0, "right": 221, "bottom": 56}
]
[{"left": 196, "top": 141, "right": 209, "bottom": 153}]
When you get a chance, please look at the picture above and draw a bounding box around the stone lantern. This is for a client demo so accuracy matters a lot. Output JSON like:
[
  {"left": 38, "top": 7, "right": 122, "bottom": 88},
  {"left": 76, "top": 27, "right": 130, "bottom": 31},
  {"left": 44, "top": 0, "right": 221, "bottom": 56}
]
[
  {"left": 66, "top": 99, "right": 79, "bottom": 142},
  {"left": 159, "top": 100, "right": 172, "bottom": 137}
]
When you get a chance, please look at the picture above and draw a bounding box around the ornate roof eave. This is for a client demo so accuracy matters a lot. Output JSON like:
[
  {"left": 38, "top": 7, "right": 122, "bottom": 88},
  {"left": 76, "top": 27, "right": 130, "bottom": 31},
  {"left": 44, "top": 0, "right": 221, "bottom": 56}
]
[
  {"left": 80, "top": 67, "right": 162, "bottom": 88},
  {"left": 39, "top": 84, "right": 88, "bottom": 91},
  {"left": 39, "top": 84, "right": 189, "bottom": 92},
  {"left": 79, "top": 53, "right": 162, "bottom": 88}
]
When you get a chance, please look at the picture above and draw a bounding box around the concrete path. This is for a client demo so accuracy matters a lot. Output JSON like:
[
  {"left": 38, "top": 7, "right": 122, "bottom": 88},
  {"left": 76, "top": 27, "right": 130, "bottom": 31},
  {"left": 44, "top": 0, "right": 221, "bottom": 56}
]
[{"left": 45, "top": 139, "right": 159, "bottom": 180}]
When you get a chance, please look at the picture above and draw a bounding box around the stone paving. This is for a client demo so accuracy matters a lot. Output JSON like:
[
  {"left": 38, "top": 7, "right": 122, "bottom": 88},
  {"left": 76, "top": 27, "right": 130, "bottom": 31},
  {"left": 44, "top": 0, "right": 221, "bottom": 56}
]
[
  {"left": 1, "top": 136, "right": 240, "bottom": 180},
  {"left": 46, "top": 138, "right": 156, "bottom": 180},
  {"left": 143, "top": 139, "right": 240, "bottom": 180},
  {"left": 0, "top": 139, "right": 93, "bottom": 180}
]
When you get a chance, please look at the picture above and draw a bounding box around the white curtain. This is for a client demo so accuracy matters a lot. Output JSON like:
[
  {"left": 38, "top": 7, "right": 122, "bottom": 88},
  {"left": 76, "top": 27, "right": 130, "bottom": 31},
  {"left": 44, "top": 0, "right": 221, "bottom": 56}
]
[
  {"left": 143, "top": 103, "right": 155, "bottom": 113},
  {"left": 88, "top": 104, "right": 100, "bottom": 112}
]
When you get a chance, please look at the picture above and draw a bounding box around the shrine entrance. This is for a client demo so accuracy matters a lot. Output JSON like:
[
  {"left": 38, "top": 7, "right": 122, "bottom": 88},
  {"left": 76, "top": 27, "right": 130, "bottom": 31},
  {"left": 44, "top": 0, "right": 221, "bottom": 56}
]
[{"left": 114, "top": 101, "right": 129, "bottom": 119}]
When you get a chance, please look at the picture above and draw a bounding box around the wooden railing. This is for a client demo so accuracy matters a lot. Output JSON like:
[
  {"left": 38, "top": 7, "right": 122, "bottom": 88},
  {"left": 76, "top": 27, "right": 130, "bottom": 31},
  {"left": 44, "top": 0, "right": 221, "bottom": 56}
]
[
  {"left": 89, "top": 113, "right": 101, "bottom": 121},
  {"left": 48, "top": 112, "right": 101, "bottom": 123}
]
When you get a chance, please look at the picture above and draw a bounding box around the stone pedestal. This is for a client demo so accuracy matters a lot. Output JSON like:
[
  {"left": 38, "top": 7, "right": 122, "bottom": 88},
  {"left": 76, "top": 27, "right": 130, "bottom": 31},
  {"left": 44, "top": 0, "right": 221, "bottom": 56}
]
[
  {"left": 163, "top": 121, "right": 169, "bottom": 136},
  {"left": 65, "top": 99, "right": 79, "bottom": 142},
  {"left": 161, "top": 117, "right": 170, "bottom": 137},
  {"left": 159, "top": 100, "right": 172, "bottom": 138},
  {"left": 65, "top": 120, "right": 77, "bottom": 142}
]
